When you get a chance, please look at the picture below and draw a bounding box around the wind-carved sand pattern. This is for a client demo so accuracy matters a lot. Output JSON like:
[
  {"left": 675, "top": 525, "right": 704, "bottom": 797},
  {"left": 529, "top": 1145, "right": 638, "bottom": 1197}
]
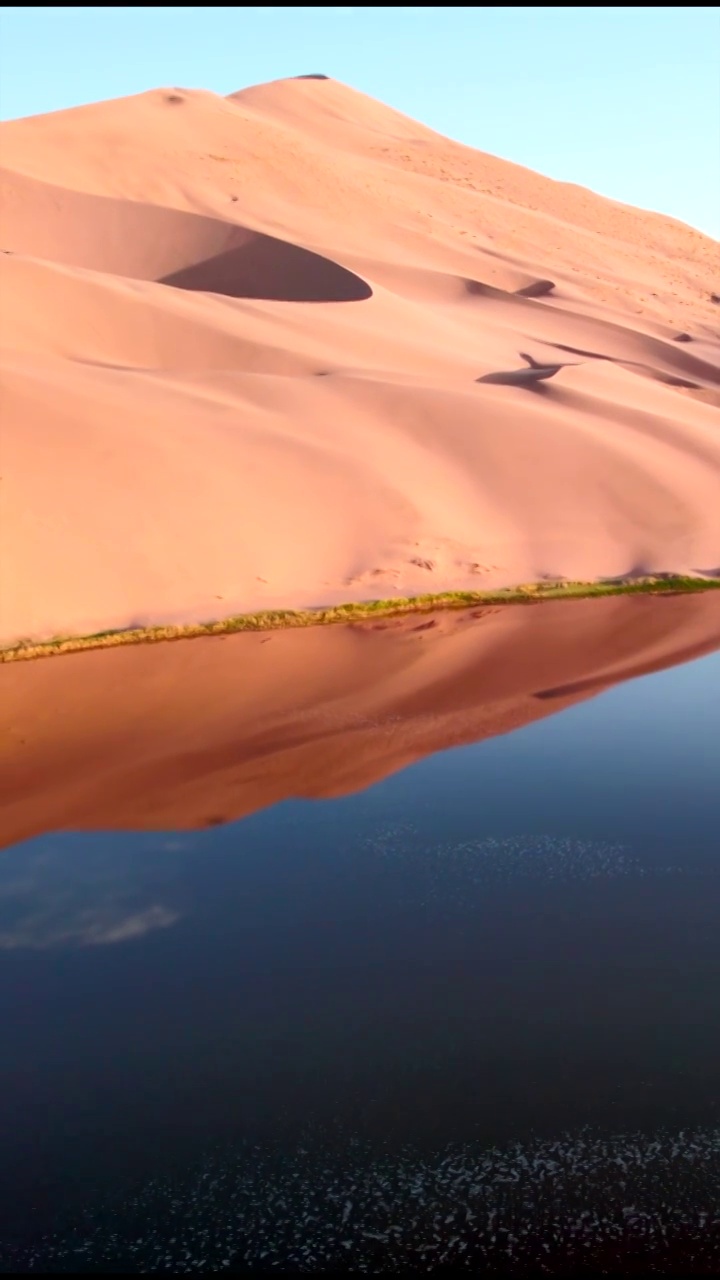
[
  {"left": 360, "top": 827, "right": 681, "bottom": 914},
  {"left": 5, "top": 1127, "right": 719, "bottom": 1273},
  {"left": 293, "top": 705, "right": 406, "bottom": 733},
  {"left": 344, "top": 539, "right": 502, "bottom": 596}
]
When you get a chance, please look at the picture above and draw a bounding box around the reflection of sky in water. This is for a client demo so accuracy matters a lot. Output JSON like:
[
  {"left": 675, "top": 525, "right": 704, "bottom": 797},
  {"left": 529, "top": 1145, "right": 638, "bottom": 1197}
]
[
  {"left": 361, "top": 827, "right": 682, "bottom": 915},
  {"left": 0, "top": 826, "right": 684, "bottom": 951},
  {"left": 1, "top": 644, "right": 720, "bottom": 1271},
  {"left": 0, "top": 836, "right": 191, "bottom": 950},
  {"left": 2, "top": 818, "right": 719, "bottom": 1271}
]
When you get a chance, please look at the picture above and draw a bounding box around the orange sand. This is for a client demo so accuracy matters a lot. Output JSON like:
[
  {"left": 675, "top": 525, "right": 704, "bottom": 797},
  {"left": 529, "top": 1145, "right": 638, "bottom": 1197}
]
[{"left": 1, "top": 75, "right": 719, "bottom": 645}]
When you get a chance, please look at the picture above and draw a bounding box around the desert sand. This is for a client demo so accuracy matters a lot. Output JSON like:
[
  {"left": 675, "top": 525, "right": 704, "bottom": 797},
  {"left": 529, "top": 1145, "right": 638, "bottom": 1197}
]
[
  {"left": 2, "top": 592, "right": 720, "bottom": 849},
  {"left": 1, "top": 74, "right": 719, "bottom": 646}
]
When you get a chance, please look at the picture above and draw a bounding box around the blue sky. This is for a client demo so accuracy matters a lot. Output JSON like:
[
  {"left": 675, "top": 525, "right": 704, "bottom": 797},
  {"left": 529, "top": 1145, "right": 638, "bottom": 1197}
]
[{"left": 1, "top": 6, "right": 718, "bottom": 237}]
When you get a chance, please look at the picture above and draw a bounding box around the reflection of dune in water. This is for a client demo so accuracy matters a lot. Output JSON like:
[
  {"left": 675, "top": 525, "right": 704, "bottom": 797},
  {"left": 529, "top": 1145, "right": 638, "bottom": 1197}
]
[
  {"left": 6, "top": 1126, "right": 719, "bottom": 1273},
  {"left": 3, "top": 593, "right": 720, "bottom": 851}
]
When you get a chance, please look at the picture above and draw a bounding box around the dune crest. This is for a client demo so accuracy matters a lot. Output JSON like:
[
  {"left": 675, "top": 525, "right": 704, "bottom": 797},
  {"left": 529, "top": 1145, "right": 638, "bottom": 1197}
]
[{"left": 1, "top": 75, "right": 719, "bottom": 645}]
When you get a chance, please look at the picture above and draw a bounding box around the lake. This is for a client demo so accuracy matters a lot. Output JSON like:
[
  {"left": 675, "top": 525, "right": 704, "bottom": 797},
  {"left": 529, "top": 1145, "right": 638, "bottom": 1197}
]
[{"left": 1, "top": 592, "right": 719, "bottom": 1272}]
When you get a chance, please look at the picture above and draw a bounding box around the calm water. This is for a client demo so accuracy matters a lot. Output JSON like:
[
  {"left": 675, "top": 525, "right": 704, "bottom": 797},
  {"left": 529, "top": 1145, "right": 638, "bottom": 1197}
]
[{"left": 1, "top": 644, "right": 719, "bottom": 1272}]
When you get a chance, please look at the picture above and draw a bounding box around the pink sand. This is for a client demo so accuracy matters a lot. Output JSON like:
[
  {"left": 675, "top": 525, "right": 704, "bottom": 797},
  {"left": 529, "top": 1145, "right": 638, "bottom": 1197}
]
[{"left": 1, "top": 75, "right": 719, "bottom": 645}]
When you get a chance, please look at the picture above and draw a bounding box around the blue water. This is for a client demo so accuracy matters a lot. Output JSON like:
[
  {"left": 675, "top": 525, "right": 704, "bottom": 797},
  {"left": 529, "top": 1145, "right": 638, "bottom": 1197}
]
[{"left": 1, "top": 647, "right": 719, "bottom": 1272}]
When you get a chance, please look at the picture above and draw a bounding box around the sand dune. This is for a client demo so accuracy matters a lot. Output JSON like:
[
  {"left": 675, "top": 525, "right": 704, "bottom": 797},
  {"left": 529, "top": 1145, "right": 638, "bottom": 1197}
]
[
  {"left": 2, "top": 593, "right": 719, "bottom": 850},
  {"left": 1, "top": 75, "right": 719, "bottom": 644},
  {"left": 0, "top": 170, "right": 372, "bottom": 301}
]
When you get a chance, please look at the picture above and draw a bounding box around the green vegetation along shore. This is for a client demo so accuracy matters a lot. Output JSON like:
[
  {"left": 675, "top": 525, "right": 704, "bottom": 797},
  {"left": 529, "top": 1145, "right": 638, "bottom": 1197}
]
[{"left": 2, "top": 576, "right": 719, "bottom": 664}]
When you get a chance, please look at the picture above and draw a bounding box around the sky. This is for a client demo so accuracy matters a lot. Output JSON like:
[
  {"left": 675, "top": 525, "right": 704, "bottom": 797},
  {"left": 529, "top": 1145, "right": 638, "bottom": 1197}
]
[{"left": 0, "top": 5, "right": 718, "bottom": 237}]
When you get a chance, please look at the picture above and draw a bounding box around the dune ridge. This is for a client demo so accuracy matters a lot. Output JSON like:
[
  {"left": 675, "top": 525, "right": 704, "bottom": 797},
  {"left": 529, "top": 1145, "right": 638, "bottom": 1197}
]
[{"left": 1, "top": 75, "right": 719, "bottom": 644}]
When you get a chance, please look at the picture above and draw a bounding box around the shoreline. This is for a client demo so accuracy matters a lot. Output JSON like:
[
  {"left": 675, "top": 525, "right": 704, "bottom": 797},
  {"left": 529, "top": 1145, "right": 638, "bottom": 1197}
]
[{"left": 2, "top": 576, "right": 720, "bottom": 665}]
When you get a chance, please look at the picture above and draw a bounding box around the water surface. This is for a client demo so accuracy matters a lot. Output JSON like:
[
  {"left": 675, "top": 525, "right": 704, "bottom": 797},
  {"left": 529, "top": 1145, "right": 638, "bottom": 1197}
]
[{"left": 1, "top": 597, "right": 719, "bottom": 1272}]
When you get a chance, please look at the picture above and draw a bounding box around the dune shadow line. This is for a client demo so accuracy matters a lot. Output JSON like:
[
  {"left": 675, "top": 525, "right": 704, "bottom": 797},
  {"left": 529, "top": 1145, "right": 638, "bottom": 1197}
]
[
  {"left": 161, "top": 232, "right": 372, "bottom": 302},
  {"left": 0, "top": 170, "right": 372, "bottom": 303}
]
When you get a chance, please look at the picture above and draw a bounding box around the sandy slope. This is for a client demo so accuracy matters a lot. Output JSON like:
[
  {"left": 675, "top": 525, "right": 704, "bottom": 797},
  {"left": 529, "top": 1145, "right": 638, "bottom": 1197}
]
[
  {"left": 1, "top": 75, "right": 719, "bottom": 644},
  {"left": 2, "top": 593, "right": 720, "bottom": 850}
]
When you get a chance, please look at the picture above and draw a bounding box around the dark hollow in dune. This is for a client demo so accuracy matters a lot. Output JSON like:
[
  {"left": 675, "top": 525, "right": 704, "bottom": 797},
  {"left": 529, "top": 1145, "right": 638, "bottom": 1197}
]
[
  {"left": 0, "top": 175, "right": 372, "bottom": 303},
  {"left": 515, "top": 279, "right": 556, "bottom": 298},
  {"left": 477, "top": 352, "right": 577, "bottom": 387},
  {"left": 464, "top": 279, "right": 496, "bottom": 298},
  {"left": 477, "top": 366, "right": 561, "bottom": 386},
  {"left": 674, "top": 332, "right": 693, "bottom": 342},
  {"left": 161, "top": 234, "right": 372, "bottom": 302}
]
